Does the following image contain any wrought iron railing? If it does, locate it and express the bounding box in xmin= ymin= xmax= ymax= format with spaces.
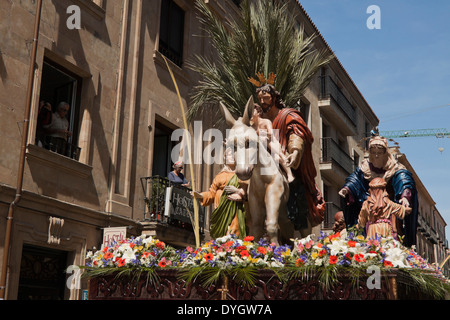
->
xmin=140 ymin=176 xmax=205 ymax=233
xmin=41 ymin=136 xmax=81 ymax=160
xmin=321 ymin=137 xmax=354 ymax=175
xmin=320 ymin=75 xmax=357 ymax=125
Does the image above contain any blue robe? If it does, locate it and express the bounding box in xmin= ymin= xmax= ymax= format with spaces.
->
xmin=341 ymin=167 xmax=418 ymax=247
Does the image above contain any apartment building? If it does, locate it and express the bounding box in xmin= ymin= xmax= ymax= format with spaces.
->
xmin=395 ymin=151 xmax=449 ymax=277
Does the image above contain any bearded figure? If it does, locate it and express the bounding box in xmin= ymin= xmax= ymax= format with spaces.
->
xmin=254 ymin=81 xmax=325 ymax=230
xmin=339 ymin=135 xmax=418 ymax=247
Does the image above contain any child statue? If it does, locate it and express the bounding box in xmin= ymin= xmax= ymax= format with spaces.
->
xmin=358 ymin=177 xmax=412 ymax=240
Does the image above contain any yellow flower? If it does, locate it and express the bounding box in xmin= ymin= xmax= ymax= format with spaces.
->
xmin=356 ymin=235 xmax=365 ymax=241
xmin=250 ymin=257 xmax=259 ymax=264
xmin=323 ymin=237 xmax=330 ymax=244
xmin=311 ymin=252 xmax=318 ymax=259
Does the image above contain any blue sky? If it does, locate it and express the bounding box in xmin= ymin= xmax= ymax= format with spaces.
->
xmin=299 ymin=0 xmax=450 ymax=233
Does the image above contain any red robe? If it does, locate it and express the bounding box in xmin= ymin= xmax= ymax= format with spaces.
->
xmin=272 ymin=108 xmax=325 ymax=227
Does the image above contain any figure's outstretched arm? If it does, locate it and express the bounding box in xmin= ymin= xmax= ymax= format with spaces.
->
xmin=286 ymin=134 xmax=304 ymax=170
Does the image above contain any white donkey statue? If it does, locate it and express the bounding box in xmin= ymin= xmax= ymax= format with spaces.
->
xmin=220 ymin=96 xmax=307 ymax=245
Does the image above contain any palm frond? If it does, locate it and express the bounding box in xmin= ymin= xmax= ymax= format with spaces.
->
xmin=188 ymin=0 xmax=334 ymax=122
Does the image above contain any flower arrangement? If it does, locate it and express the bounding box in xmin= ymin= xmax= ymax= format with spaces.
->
xmin=83 ymin=232 xmax=449 ymax=298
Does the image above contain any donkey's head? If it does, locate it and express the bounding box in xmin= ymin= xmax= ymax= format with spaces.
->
xmin=220 ymin=96 xmax=260 ymax=181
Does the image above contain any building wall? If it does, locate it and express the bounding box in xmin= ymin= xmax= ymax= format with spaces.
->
xmin=396 ymin=152 xmax=449 ymax=276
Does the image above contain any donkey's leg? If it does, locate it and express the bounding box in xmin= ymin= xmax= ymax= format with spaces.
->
xmin=264 ymin=186 xmax=283 ymax=245
xmin=248 ymin=194 xmax=265 ymax=241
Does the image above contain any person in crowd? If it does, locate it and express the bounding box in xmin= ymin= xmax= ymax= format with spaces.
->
xmin=36 ymin=100 xmax=52 ymax=147
xmin=168 ymin=161 xmax=190 ymax=188
xmin=43 ymin=102 xmax=72 ymax=155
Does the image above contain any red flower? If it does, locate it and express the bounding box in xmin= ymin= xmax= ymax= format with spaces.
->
xmin=348 ymin=240 xmax=356 ymax=247
xmin=156 ymin=241 xmax=165 ymax=250
xmin=354 ymin=253 xmax=366 ymax=263
xmin=240 ymin=250 xmax=250 ymax=258
xmin=244 ymin=236 xmax=254 ymax=242
xmin=296 ymin=258 xmax=305 ymax=267
xmin=129 ymin=243 xmax=135 ymax=249
xmin=142 ymin=252 xmax=150 ymax=258
xmin=117 ymin=258 xmax=126 ymax=267
xmin=258 ymin=247 xmax=267 ymax=255
xmin=384 ymin=260 xmax=393 ymax=268
xmin=318 ymin=249 xmax=327 ymax=258
xmin=104 ymin=252 xmax=113 ymax=260
xmin=158 ymin=259 xmax=167 ymax=268
xmin=345 ymin=252 xmax=352 ymax=260
xmin=329 ymin=255 xmax=338 ymax=265
xmin=102 ymin=246 xmax=109 ymax=253
xmin=203 ymin=253 xmax=214 ymax=262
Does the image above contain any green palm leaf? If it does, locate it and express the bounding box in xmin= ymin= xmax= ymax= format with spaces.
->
xmin=187 ymin=0 xmax=334 ymax=121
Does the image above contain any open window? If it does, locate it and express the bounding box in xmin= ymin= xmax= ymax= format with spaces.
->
xmin=36 ymin=59 xmax=82 ymax=160
xmin=159 ymin=0 xmax=185 ymax=67
xmin=152 ymin=120 xmax=179 ymax=178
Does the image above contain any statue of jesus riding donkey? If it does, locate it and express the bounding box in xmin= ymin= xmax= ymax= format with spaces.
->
xmin=216 ymin=73 xmax=326 ymax=245
xmin=193 ymin=74 xmax=326 ymax=245
xmin=188 ymin=0 xmax=333 ymax=245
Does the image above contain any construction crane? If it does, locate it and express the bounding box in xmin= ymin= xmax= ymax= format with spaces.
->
xmin=379 ymin=128 xmax=450 ymax=139
xmin=377 ymin=128 xmax=450 ymax=153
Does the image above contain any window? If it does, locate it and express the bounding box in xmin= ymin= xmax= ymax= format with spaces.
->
xmin=159 ymin=0 xmax=185 ymax=67
xmin=152 ymin=121 xmax=178 ymax=177
xmin=36 ymin=60 xmax=82 ymax=160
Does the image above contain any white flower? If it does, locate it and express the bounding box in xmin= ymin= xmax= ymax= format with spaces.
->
xmin=327 ymin=239 xmax=347 ymax=256
xmin=122 ymin=248 xmax=136 ymax=263
xmin=348 ymin=242 xmax=365 ymax=255
xmin=142 ymin=236 xmax=155 ymax=246
xmin=385 ymin=247 xmax=409 ymax=268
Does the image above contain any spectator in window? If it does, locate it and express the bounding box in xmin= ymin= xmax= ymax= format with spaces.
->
xmin=36 ymin=100 xmax=52 ymax=147
xmin=168 ymin=161 xmax=190 ymax=188
xmin=43 ymin=102 xmax=72 ymax=154
xmin=44 ymin=102 xmax=72 ymax=140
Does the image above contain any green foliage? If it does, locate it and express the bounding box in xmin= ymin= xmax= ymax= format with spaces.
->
xmin=187 ymin=0 xmax=334 ymax=121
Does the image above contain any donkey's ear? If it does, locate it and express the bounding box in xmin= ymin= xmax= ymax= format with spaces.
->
xmin=219 ymin=102 xmax=236 ymax=127
xmin=241 ymin=96 xmax=254 ymax=126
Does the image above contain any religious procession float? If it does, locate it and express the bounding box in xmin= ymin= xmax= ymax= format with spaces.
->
xmin=84 ymin=232 xmax=449 ymax=300
xmin=84 ymin=0 xmax=449 ymax=300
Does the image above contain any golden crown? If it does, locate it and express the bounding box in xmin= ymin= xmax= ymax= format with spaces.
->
xmin=248 ymin=72 xmax=276 ymax=87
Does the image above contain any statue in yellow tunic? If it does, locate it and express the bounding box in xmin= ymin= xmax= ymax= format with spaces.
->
xmin=192 ymin=146 xmax=248 ymax=239
xmin=358 ymin=177 xmax=411 ymax=240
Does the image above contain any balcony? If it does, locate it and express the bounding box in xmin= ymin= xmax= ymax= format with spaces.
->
xmin=319 ymin=75 xmax=357 ymax=136
xmin=140 ymin=176 xmax=205 ymax=246
xmin=320 ymin=138 xmax=355 ymax=186
xmin=37 ymin=136 xmax=81 ymax=161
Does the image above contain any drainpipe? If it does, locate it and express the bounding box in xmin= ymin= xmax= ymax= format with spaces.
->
xmin=0 ymin=0 xmax=43 ymax=300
